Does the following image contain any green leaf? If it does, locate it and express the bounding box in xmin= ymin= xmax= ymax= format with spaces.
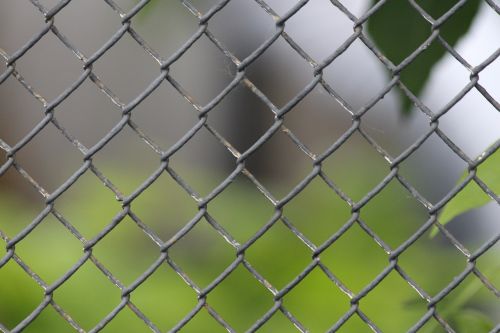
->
xmin=450 ymin=309 xmax=494 ymax=331
xmin=430 ymin=144 xmax=499 ymax=237
xmin=367 ymin=0 xmax=481 ymax=113
xmin=426 ymin=264 xmax=500 ymax=333
xmin=428 ymin=309 xmax=494 ymax=333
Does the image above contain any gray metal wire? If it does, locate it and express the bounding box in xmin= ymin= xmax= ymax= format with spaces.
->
xmin=0 ymin=0 xmax=499 ymax=332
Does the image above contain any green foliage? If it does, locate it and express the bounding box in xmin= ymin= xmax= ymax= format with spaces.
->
xmin=431 ymin=146 xmax=499 ymax=237
xmin=429 ymin=264 xmax=500 ymax=332
xmin=367 ymin=0 xmax=481 ymax=113
xmin=0 ymin=159 xmax=497 ymax=331
xmin=407 ymin=266 xmax=498 ymax=332
xmin=449 ymin=309 xmax=494 ymax=332
xmin=405 ymin=264 xmax=499 ymax=332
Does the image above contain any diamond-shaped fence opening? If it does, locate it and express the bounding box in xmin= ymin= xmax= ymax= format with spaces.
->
xmin=360 ymin=271 xmax=430 ymax=332
xmin=245 ymin=220 xmax=312 ymax=289
xmin=14 ymin=123 xmax=83 ymax=192
xmin=438 ymin=88 xmax=500 ymax=157
xmin=52 ymin=260 xmax=123 ymax=330
xmin=13 ymin=214 xmax=83 ymax=284
xmin=168 ymin=216 xmax=237 ymax=288
xmin=322 ymin=38 xmax=395 ymax=111
xmin=91 ymin=32 xmax=161 ymax=104
xmin=90 ymin=215 xmax=162 ymax=285
xmin=282 ymin=176 xmax=352 ymax=245
xmin=14 ymin=32 xmax=84 ymax=101
xmin=0 ymin=169 xmax=47 ymax=235
xmin=128 ymin=1 xmax=201 ymax=59
xmin=319 ymin=222 xmax=390 ymax=293
xmin=49 ymin=79 xmax=123 ymax=148
xmin=245 ymin=36 xmax=314 ymax=109
xmin=283 ymin=84 xmax=353 ymax=153
xmin=207 ymin=0 xmax=276 ymax=59
xmin=207 ymin=173 xmax=275 ymax=242
xmin=51 ymin=0 xmax=124 ymax=56
xmin=0 ymin=79 xmax=45 ymax=146
xmin=283 ymin=266 xmax=351 ymax=332
xmin=283 ymin=0 xmax=354 ymax=62
xmin=0 ymin=0 xmax=499 ymax=332
xmin=129 ymin=262 xmax=199 ymax=331
xmin=0 ymin=1 xmax=47 ymax=56
xmin=206 ymin=84 xmax=275 ymax=154
xmin=129 ymin=80 xmax=202 ymax=149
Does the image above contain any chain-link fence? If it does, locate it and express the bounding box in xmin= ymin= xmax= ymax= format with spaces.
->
xmin=0 ymin=0 xmax=499 ymax=332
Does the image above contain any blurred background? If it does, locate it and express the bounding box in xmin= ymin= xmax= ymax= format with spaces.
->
xmin=0 ymin=0 xmax=499 ymax=332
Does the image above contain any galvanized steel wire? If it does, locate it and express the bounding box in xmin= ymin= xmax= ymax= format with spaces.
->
xmin=0 ymin=0 xmax=499 ymax=332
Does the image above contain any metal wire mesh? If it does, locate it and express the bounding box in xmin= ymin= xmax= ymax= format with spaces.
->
xmin=0 ymin=0 xmax=499 ymax=332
